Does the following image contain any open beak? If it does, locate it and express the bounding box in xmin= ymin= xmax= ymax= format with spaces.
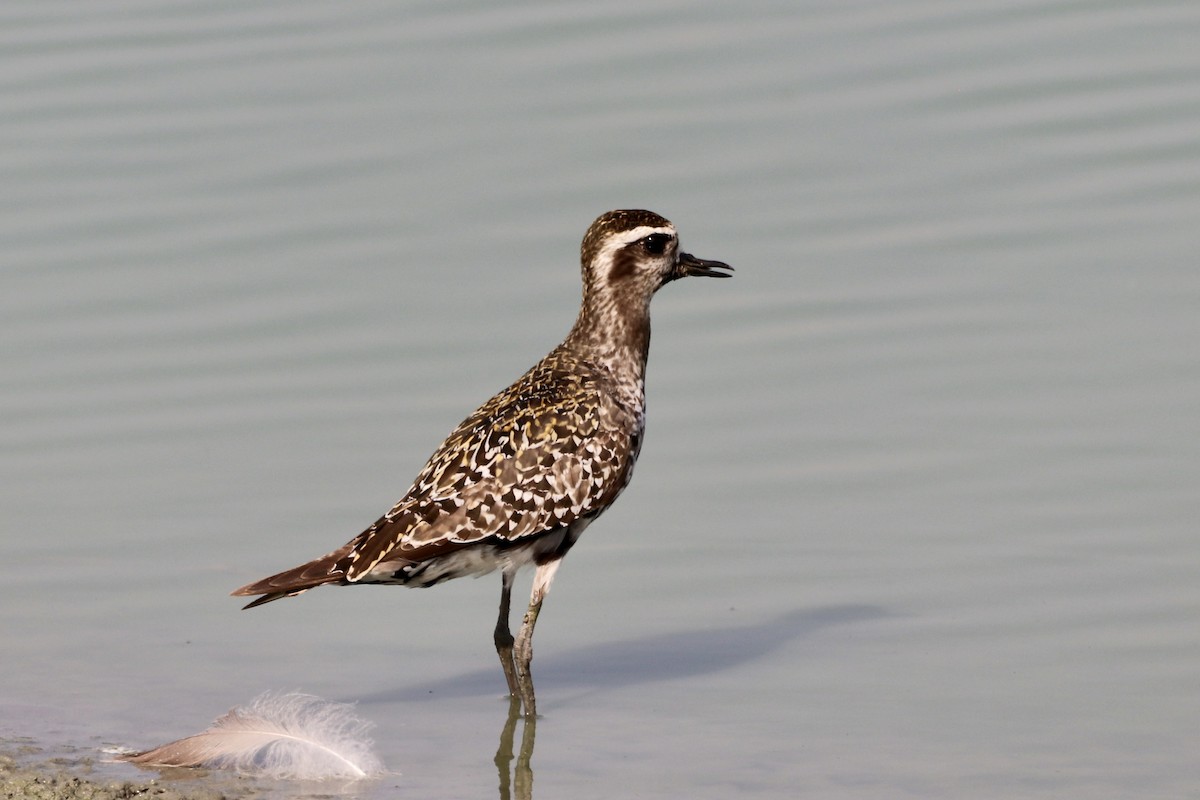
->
xmin=674 ymin=251 xmax=734 ymax=280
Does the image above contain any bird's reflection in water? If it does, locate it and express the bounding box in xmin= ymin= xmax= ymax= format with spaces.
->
xmin=494 ymin=698 xmax=535 ymax=800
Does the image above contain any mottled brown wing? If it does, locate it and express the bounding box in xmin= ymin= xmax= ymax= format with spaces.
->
xmin=344 ymin=363 xmax=636 ymax=582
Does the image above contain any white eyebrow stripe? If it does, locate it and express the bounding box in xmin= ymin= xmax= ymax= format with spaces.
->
xmin=595 ymin=225 xmax=677 ymax=264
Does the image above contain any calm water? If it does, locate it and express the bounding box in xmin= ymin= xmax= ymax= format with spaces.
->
xmin=3 ymin=1 xmax=1199 ymax=798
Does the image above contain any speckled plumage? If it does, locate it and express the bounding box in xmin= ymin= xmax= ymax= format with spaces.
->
xmin=233 ymin=209 xmax=731 ymax=716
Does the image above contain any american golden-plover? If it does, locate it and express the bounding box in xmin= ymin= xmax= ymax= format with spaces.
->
xmin=233 ymin=210 xmax=732 ymax=717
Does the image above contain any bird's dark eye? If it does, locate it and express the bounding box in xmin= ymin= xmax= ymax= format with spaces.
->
xmin=641 ymin=233 xmax=672 ymax=256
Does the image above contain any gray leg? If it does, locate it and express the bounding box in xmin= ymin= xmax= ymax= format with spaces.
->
xmin=513 ymin=595 xmax=543 ymax=717
xmin=513 ymin=559 xmax=562 ymax=718
xmin=494 ymin=568 xmax=520 ymax=698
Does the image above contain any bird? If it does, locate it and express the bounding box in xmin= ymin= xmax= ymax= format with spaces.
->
xmin=232 ymin=209 xmax=732 ymax=717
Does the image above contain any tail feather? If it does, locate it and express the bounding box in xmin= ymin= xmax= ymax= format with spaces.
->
xmin=232 ymin=543 xmax=355 ymax=609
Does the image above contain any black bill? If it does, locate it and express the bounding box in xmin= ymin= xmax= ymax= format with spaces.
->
xmin=675 ymin=251 xmax=734 ymax=279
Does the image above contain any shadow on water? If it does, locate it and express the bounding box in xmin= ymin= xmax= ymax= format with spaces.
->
xmin=357 ymin=604 xmax=886 ymax=705
xmin=411 ymin=605 xmax=883 ymax=800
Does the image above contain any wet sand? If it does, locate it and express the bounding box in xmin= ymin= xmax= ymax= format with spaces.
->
xmin=1 ymin=747 xmax=240 ymax=800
